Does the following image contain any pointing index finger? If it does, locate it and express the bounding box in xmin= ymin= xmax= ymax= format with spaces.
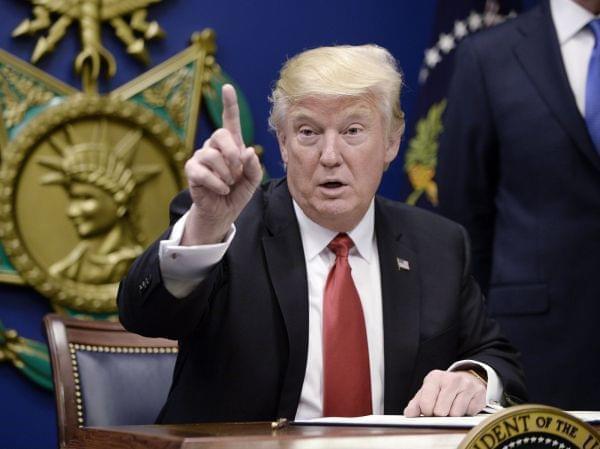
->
xmin=221 ymin=84 xmax=244 ymax=149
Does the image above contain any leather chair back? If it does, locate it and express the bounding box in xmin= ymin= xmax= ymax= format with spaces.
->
xmin=43 ymin=313 xmax=177 ymax=448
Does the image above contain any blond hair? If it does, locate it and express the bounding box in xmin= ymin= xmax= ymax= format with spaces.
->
xmin=268 ymin=44 xmax=405 ymax=137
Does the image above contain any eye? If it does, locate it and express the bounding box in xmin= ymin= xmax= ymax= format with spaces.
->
xmin=345 ymin=125 xmax=363 ymax=136
xmin=299 ymin=127 xmax=315 ymax=137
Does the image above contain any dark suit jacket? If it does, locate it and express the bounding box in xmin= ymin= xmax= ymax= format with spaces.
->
xmin=118 ymin=178 xmax=525 ymax=423
xmin=437 ymin=0 xmax=600 ymax=409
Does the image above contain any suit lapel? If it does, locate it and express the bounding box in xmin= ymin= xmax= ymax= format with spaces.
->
xmin=513 ymin=1 xmax=600 ymax=173
xmin=262 ymin=186 xmax=425 ymax=416
xmin=262 ymin=180 xmax=309 ymax=419
xmin=375 ymin=199 xmax=421 ymax=413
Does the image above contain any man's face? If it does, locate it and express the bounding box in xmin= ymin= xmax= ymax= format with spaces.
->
xmin=278 ymin=96 xmax=400 ymax=232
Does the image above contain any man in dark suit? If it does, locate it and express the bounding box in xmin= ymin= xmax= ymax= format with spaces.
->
xmin=437 ymin=0 xmax=600 ymax=410
xmin=119 ymin=45 xmax=526 ymax=423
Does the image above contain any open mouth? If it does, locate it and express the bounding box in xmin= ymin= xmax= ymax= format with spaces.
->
xmin=320 ymin=181 xmax=345 ymax=189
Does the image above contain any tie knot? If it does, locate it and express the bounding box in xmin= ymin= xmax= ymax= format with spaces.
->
xmin=328 ymin=233 xmax=354 ymax=257
xmin=590 ymin=18 xmax=600 ymax=42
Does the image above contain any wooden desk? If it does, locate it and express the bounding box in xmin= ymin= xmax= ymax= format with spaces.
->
xmin=66 ymin=421 xmax=600 ymax=449
xmin=67 ymin=422 xmax=470 ymax=449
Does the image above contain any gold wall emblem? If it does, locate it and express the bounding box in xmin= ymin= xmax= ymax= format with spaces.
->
xmin=1 ymin=95 xmax=186 ymax=311
xmin=0 ymin=23 xmax=230 ymax=314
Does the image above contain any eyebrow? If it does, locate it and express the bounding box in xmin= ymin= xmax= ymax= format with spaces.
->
xmin=289 ymin=107 xmax=375 ymax=125
xmin=288 ymin=112 xmax=317 ymax=124
xmin=343 ymin=109 xmax=374 ymax=122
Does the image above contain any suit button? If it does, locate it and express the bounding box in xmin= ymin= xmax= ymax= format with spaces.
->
xmin=138 ymin=275 xmax=152 ymax=294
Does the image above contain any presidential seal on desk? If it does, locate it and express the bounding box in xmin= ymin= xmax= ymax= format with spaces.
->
xmin=459 ymin=405 xmax=599 ymax=449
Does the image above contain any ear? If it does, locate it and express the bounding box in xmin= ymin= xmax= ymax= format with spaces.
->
xmin=384 ymin=126 xmax=403 ymax=165
xmin=277 ymin=130 xmax=289 ymax=164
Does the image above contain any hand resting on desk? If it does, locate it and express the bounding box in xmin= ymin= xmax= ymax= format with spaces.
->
xmin=404 ymin=370 xmax=486 ymax=417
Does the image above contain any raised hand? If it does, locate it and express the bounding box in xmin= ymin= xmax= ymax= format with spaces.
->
xmin=181 ymin=84 xmax=262 ymax=245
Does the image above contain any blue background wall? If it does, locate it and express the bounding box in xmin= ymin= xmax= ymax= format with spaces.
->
xmin=0 ymin=1 xmax=533 ymax=447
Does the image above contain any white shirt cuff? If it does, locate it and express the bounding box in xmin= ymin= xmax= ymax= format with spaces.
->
xmin=447 ymin=359 xmax=504 ymax=406
xmin=158 ymin=210 xmax=236 ymax=297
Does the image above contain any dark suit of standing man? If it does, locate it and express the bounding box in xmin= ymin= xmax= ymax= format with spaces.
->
xmin=119 ymin=45 xmax=526 ymax=423
xmin=438 ymin=0 xmax=600 ymax=409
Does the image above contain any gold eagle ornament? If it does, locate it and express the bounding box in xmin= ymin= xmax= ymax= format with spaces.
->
xmin=13 ymin=0 xmax=165 ymax=92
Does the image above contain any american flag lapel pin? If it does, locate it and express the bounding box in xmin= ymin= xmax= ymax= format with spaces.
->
xmin=396 ymin=257 xmax=410 ymax=271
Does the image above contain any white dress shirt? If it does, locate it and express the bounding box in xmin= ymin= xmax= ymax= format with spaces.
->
xmin=550 ymin=0 xmax=600 ymax=115
xmin=293 ymin=200 xmax=384 ymax=418
xmin=159 ymin=210 xmax=235 ymax=298
xmin=158 ymin=201 xmax=503 ymax=418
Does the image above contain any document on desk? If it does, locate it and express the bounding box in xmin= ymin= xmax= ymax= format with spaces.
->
xmin=294 ymin=411 xmax=600 ymax=428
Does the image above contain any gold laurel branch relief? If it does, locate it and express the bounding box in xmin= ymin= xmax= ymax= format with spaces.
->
xmin=0 ymin=95 xmax=186 ymax=312
xmin=142 ymin=67 xmax=193 ymax=129
xmin=0 ymin=48 xmax=76 ymax=155
xmin=113 ymin=29 xmax=217 ymax=151
xmin=404 ymin=100 xmax=446 ymax=207
xmin=0 ymin=65 xmax=54 ymax=129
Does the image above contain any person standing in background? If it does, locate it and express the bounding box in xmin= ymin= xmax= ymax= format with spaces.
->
xmin=437 ymin=0 xmax=600 ymax=409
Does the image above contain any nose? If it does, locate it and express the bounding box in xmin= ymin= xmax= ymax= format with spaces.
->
xmin=67 ymin=200 xmax=81 ymax=218
xmin=319 ymin=131 xmax=342 ymax=167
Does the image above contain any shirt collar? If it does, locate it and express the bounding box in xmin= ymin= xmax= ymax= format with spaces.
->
xmin=292 ymin=199 xmax=376 ymax=263
xmin=551 ymin=0 xmax=598 ymax=44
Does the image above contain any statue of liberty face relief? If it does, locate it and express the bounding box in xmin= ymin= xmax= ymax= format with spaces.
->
xmin=1 ymin=94 xmax=185 ymax=312
xmin=38 ymin=123 xmax=160 ymax=285
xmin=66 ymin=182 xmax=121 ymax=238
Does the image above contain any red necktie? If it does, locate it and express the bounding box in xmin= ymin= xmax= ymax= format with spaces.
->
xmin=323 ymin=233 xmax=372 ymax=417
